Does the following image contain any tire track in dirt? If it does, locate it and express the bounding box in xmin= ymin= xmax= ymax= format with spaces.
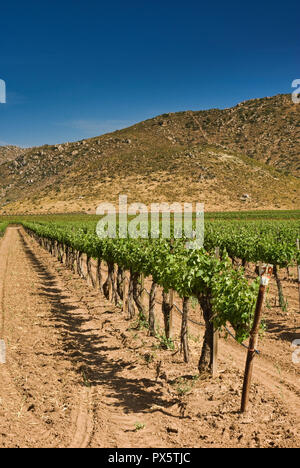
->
xmin=0 ymin=228 xmax=13 ymax=341
xmin=0 ymin=228 xmax=56 ymax=447
xmin=16 ymin=230 xmax=96 ymax=448
xmin=69 ymin=386 xmax=94 ymax=448
xmin=0 ymin=227 xmax=99 ymax=447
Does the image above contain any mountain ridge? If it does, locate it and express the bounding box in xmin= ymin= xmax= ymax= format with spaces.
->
xmin=0 ymin=93 xmax=299 ymax=214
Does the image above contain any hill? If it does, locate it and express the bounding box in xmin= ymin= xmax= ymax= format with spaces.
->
xmin=0 ymin=93 xmax=299 ymax=214
xmin=0 ymin=145 xmax=26 ymax=165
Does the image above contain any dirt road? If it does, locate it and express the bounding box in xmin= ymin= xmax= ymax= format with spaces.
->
xmin=0 ymin=226 xmax=299 ymax=448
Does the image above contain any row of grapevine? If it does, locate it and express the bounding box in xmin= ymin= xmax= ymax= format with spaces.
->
xmin=205 ymin=210 xmax=300 ymax=220
xmin=20 ymin=217 xmax=300 ymax=309
xmin=204 ymin=220 xmax=300 ymax=309
xmin=22 ymin=220 xmax=260 ymax=373
xmin=3 ymin=216 xmax=299 ymax=309
xmin=0 ymin=222 xmax=8 ymax=236
xmin=2 ymin=215 xmax=299 ymax=265
xmin=204 ymin=220 xmax=300 ymax=267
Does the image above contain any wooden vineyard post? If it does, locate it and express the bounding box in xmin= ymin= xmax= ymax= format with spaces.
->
xmin=163 ymin=289 xmax=174 ymax=340
xmin=108 ymin=264 xmax=114 ymax=302
xmin=181 ymin=297 xmax=190 ymax=363
xmin=140 ymin=273 xmax=146 ymax=312
xmin=241 ymin=264 xmax=273 ymax=413
xmin=149 ymin=281 xmax=157 ymax=336
xmin=122 ymin=272 xmax=128 ymax=315
xmin=166 ymin=238 xmax=175 ymax=339
xmin=169 ymin=289 xmax=174 ymax=339
xmin=297 ymin=239 xmax=300 ymax=312
xmin=212 ymin=247 xmax=220 ymax=378
xmin=96 ymin=258 xmax=102 ymax=293
xmin=127 ymin=272 xmax=135 ymax=319
xmin=212 ymin=328 xmax=219 ymax=379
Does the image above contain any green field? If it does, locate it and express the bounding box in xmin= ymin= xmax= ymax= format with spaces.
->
xmin=1 ymin=209 xmax=300 ymax=225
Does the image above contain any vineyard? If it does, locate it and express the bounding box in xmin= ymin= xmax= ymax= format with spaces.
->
xmin=2 ymin=216 xmax=300 ymax=358
xmin=1 ymin=215 xmax=298 ymax=363
xmin=0 ymin=213 xmax=299 ymax=447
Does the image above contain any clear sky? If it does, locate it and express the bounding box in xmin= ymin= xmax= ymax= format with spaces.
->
xmin=0 ymin=0 xmax=299 ymax=147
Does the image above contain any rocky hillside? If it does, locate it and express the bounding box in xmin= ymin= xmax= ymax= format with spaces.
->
xmin=0 ymin=93 xmax=299 ymax=214
xmin=0 ymin=145 xmax=26 ymax=165
xmin=186 ymin=93 xmax=299 ymax=176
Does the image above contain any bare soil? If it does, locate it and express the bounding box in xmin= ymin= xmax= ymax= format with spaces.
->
xmin=0 ymin=226 xmax=299 ymax=448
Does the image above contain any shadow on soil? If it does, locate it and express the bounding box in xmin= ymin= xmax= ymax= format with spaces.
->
xmin=265 ymin=319 xmax=300 ymax=342
xmin=19 ymin=231 xmax=178 ymax=417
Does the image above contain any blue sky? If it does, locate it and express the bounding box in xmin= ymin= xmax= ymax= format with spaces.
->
xmin=0 ymin=0 xmax=299 ymax=147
